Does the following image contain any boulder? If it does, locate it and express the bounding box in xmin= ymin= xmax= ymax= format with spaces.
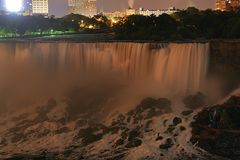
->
xmin=183 ymin=92 xmax=208 ymax=109
xmin=181 ymin=110 xmax=193 ymax=116
xmin=159 ymin=138 xmax=174 ymax=150
xmin=172 ymin=117 xmax=182 ymax=126
xmin=191 ymin=96 xmax=240 ymax=159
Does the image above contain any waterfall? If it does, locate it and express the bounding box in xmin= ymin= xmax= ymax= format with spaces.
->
xmin=0 ymin=42 xmax=209 ymax=98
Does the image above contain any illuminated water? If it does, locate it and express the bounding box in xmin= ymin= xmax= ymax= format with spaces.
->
xmin=0 ymin=42 xmax=209 ymax=112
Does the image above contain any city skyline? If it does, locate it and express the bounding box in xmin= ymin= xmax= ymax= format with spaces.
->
xmin=0 ymin=0 xmax=216 ymax=17
xmin=68 ymin=0 xmax=97 ymax=17
xmin=49 ymin=0 xmax=216 ymax=17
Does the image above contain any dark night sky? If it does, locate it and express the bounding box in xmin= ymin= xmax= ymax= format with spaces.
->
xmin=49 ymin=0 xmax=215 ymax=17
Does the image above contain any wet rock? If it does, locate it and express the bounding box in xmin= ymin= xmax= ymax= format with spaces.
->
xmin=126 ymin=97 xmax=172 ymax=125
xmin=179 ymin=126 xmax=186 ymax=131
xmin=126 ymin=116 xmax=131 ymax=123
xmin=126 ymin=138 xmax=142 ymax=148
xmin=174 ymin=133 xmax=179 ymax=137
xmin=191 ymin=96 xmax=240 ymax=159
xmin=159 ymin=138 xmax=174 ymax=150
xmin=183 ymin=92 xmax=207 ymax=109
xmin=75 ymin=125 xmax=107 ymax=146
xmin=78 ymin=156 xmax=85 ymax=160
xmin=173 ymin=117 xmax=182 ymax=126
xmin=128 ymin=128 xmax=141 ymax=142
xmin=145 ymin=120 xmax=153 ymax=132
xmin=181 ymin=110 xmax=193 ymax=116
xmin=114 ymin=138 xmax=125 ymax=147
xmin=156 ymin=135 xmax=163 ymax=141
xmin=55 ymin=127 xmax=70 ymax=135
xmin=165 ymin=126 xmax=175 ymax=134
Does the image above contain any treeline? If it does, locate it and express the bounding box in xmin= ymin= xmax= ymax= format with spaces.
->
xmin=0 ymin=14 xmax=109 ymax=37
xmin=114 ymin=7 xmax=240 ymax=40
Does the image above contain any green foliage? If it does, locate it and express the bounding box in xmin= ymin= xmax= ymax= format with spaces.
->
xmin=0 ymin=13 xmax=111 ymax=38
xmin=115 ymin=14 xmax=177 ymax=40
xmin=115 ymin=8 xmax=240 ymax=40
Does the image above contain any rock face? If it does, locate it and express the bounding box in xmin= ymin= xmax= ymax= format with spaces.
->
xmin=191 ymin=95 xmax=240 ymax=159
xmin=183 ymin=92 xmax=208 ymax=109
xmin=210 ymin=41 xmax=240 ymax=74
xmin=210 ymin=41 xmax=240 ymax=93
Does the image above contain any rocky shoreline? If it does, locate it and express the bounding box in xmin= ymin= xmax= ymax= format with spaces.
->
xmin=1 ymin=90 xmax=240 ymax=160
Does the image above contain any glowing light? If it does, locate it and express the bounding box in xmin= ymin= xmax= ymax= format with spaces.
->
xmin=88 ymin=25 xmax=94 ymax=29
xmin=5 ymin=0 xmax=23 ymax=12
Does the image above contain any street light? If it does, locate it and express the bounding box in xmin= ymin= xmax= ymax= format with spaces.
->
xmin=5 ymin=0 xmax=23 ymax=12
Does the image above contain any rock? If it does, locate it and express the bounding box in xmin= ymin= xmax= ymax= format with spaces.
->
xmin=183 ymin=92 xmax=207 ymax=109
xmin=75 ymin=125 xmax=107 ymax=146
xmin=181 ymin=110 xmax=193 ymax=116
xmin=55 ymin=127 xmax=70 ymax=135
xmin=174 ymin=133 xmax=179 ymax=137
xmin=225 ymin=96 xmax=240 ymax=105
xmin=173 ymin=117 xmax=182 ymax=126
xmin=128 ymin=128 xmax=141 ymax=142
xmin=137 ymin=97 xmax=171 ymax=114
xmin=145 ymin=120 xmax=153 ymax=132
xmin=179 ymin=126 xmax=186 ymax=131
xmin=159 ymin=138 xmax=174 ymax=150
xmin=191 ymin=95 xmax=240 ymax=159
xmin=126 ymin=97 xmax=172 ymax=123
xmin=114 ymin=138 xmax=125 ymax=147
xmin=156 ymin=136 xmax=163 ymax=141
xmin=126 ymin=138 xmax=142 ymax=148
xmin=165 ymin=126 xmax=175 ymax=134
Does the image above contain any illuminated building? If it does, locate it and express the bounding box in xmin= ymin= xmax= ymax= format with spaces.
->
xmin=103 ymin=11 xmax=126 ymax=18
xmin=216 ymin=0 xmax=240 ymax=11
xmin=138 ymin=7 xmax=177 ymax=17
xmin=103 ymin=8 xmax=177 ymax=18
xmin=228 ymin=0 xmax=240 ymax=10
xmin=126 ymin=8 xmax=136 ymax=16
xmin=68 ymin=0 xmax=97 ymax=17
xmin=32 ymin=0 xmax=48 ymax=15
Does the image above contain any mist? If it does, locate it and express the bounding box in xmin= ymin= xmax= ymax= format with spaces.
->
xmin=0 ymin=42 xmax=215 ymax=117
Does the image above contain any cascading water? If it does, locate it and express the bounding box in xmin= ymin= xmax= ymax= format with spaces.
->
xmin=0 ymin=42 xmax=214 ymax=159
xmin=0 ymin=42 xmax=209 ymax=100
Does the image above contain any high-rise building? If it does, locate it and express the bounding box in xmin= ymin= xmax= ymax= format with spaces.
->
xmin=32 ymin=0 xmax=48 ymax=15
xmin=228 ymin=0 xmax=240 ymax=9
xmin=216 ymin=0 xmax=240 ymax=11
xmin=216 ymin=0 xmax=227 ymax=11
xmin=68 ymin=0 xmax=97 ymax=17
